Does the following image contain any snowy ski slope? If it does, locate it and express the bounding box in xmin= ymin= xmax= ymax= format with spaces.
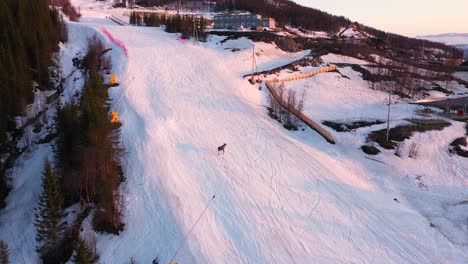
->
xmin=0 ymin=0 xmax=466 ymax=263
xmin=104 ymin=26 xmax=463 ymax=263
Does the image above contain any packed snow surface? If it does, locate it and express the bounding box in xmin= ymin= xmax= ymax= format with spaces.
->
xmin=102 ymin=26 xmax=468 ymax=263
xmin=0 ymin=1 xmax=466 ymax=263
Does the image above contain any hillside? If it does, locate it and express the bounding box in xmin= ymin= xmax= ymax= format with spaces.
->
xmin=419 ymin=33 xmax=468 ymax=59
xmin=0 ymin=0 xmax=466 ymax=263
xmin=419 ymin=33 xmax=468 ymax=45
xmin=135 ymin=0 xmax=461 ymax=58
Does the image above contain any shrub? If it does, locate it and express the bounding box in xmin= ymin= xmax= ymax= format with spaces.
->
xmin=367 ymin=122 xmax=450 ymax=150
xmin=361 ymin=145 xmax=381 ymax=155
xmin=450 ymin=137 xmax=468 ymax=158
xmin=323 ymin=120 xmax=384 ymax=132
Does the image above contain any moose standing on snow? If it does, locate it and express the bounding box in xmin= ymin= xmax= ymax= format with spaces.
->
xmin=217 ymin=143 xmax=227 ymax=155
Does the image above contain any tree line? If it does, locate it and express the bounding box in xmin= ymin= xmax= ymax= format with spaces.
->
xmin=50 ymin=0 xmax=81 ymax=22
xmin=0 ymin=1 xmax=121 ymax=262
xmin=214 ymin=0 xmax=350 ymax=32
xmin=55 ymin=35 xmax=124 ymax=234
xmin=0 ymin=0 xmax=66 ymax=209
xmin=147 ymin=0 xmax=461 ymax=58
xmin=33 ymin=36 xmax=124 ymax=263
xmin=130 ymin=12 xmax=207 ymax=41
xmin=144 ymin=0 xmax=348 ymax=32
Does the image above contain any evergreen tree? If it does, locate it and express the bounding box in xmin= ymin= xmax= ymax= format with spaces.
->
xmin=1 ymin=0 xmax=64 ymax=207
xmin=34 ymin=159 xmax=67 ymax=257
xmin=79 ymin=37 xmax=124 ymax=233
xmin=129 ymin=11 xmax=136 ymax=25
xmin=73 ymin=238 xmax=97 ymax=264
xmin=0 ymin=241 xmax=9 ymax=264
xmin=54 ymin=103 xmax=83 ymax=205
xmin=196 ymin=16 xmax=207 ymax=42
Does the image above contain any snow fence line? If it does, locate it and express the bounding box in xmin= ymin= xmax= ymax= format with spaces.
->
xmin=268 ymin=65 xmax=337 ymax=83
xmin=265 ymin=64 xmax=337 ymax=144
xmin=102 ymin=28 xmax=128 ymax=56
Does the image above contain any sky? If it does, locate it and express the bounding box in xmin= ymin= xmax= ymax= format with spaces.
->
xmin=292 ymin=0 xmax=468 ymax=37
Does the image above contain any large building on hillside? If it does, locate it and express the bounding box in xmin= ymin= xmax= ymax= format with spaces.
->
xmin=214 ymin=12 xmax=275 ymax=30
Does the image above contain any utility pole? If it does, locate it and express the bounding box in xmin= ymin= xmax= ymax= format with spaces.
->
xmin=193 ymin=18 xmax=199 ymax=45
xmin=250 ymin=43 xmax=260 ymax=84
xmin=421 ymin=40 xmax=425 ymax=60
xmin=386 ymin=32 xmax=390 ymax=48
xmin=386 ymin=90 xmax=391 ymax=142
xmin=251 ymin=43 xmax=256 ymax=84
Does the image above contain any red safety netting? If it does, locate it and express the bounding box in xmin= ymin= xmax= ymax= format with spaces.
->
xmin=102 ymin=28 xmax=128 ymax=56
xmin=177 ymin=36 xmax=188 ymax=44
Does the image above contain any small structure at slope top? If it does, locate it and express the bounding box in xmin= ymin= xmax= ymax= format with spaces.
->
xmin=214 ymin=12 xmax=275 ymax=30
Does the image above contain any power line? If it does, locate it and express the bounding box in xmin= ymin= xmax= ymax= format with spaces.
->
xmin=386 ymin=89 xmax=391 ymax=142
xmin=168 ymin=195 xmax=216 ymax=263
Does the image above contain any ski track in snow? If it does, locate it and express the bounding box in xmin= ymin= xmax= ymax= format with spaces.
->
xmin=0 ymin=0 xmax=466 ymax=263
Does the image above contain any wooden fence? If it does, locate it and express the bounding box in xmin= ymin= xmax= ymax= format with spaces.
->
xmin=265 ymin=81 xmax=335 ymax=144
xmin=263 ymin=64 xmax=337 ymax=144
xmin=267 ymin=65 xmax=337 ymax=83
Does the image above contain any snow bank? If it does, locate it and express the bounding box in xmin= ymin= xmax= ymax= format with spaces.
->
xmin=321 ymin=53 xmax=370 ymax=65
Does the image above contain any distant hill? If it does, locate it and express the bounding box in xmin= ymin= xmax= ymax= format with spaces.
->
xmin=418 ymin=33 xmax=468 ymax=59
xmin=418 ymin=33 xmax=468 ymax=45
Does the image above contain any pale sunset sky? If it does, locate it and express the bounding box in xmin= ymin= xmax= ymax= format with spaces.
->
xmin=292 ymin=0 xmax=467 ymax=37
